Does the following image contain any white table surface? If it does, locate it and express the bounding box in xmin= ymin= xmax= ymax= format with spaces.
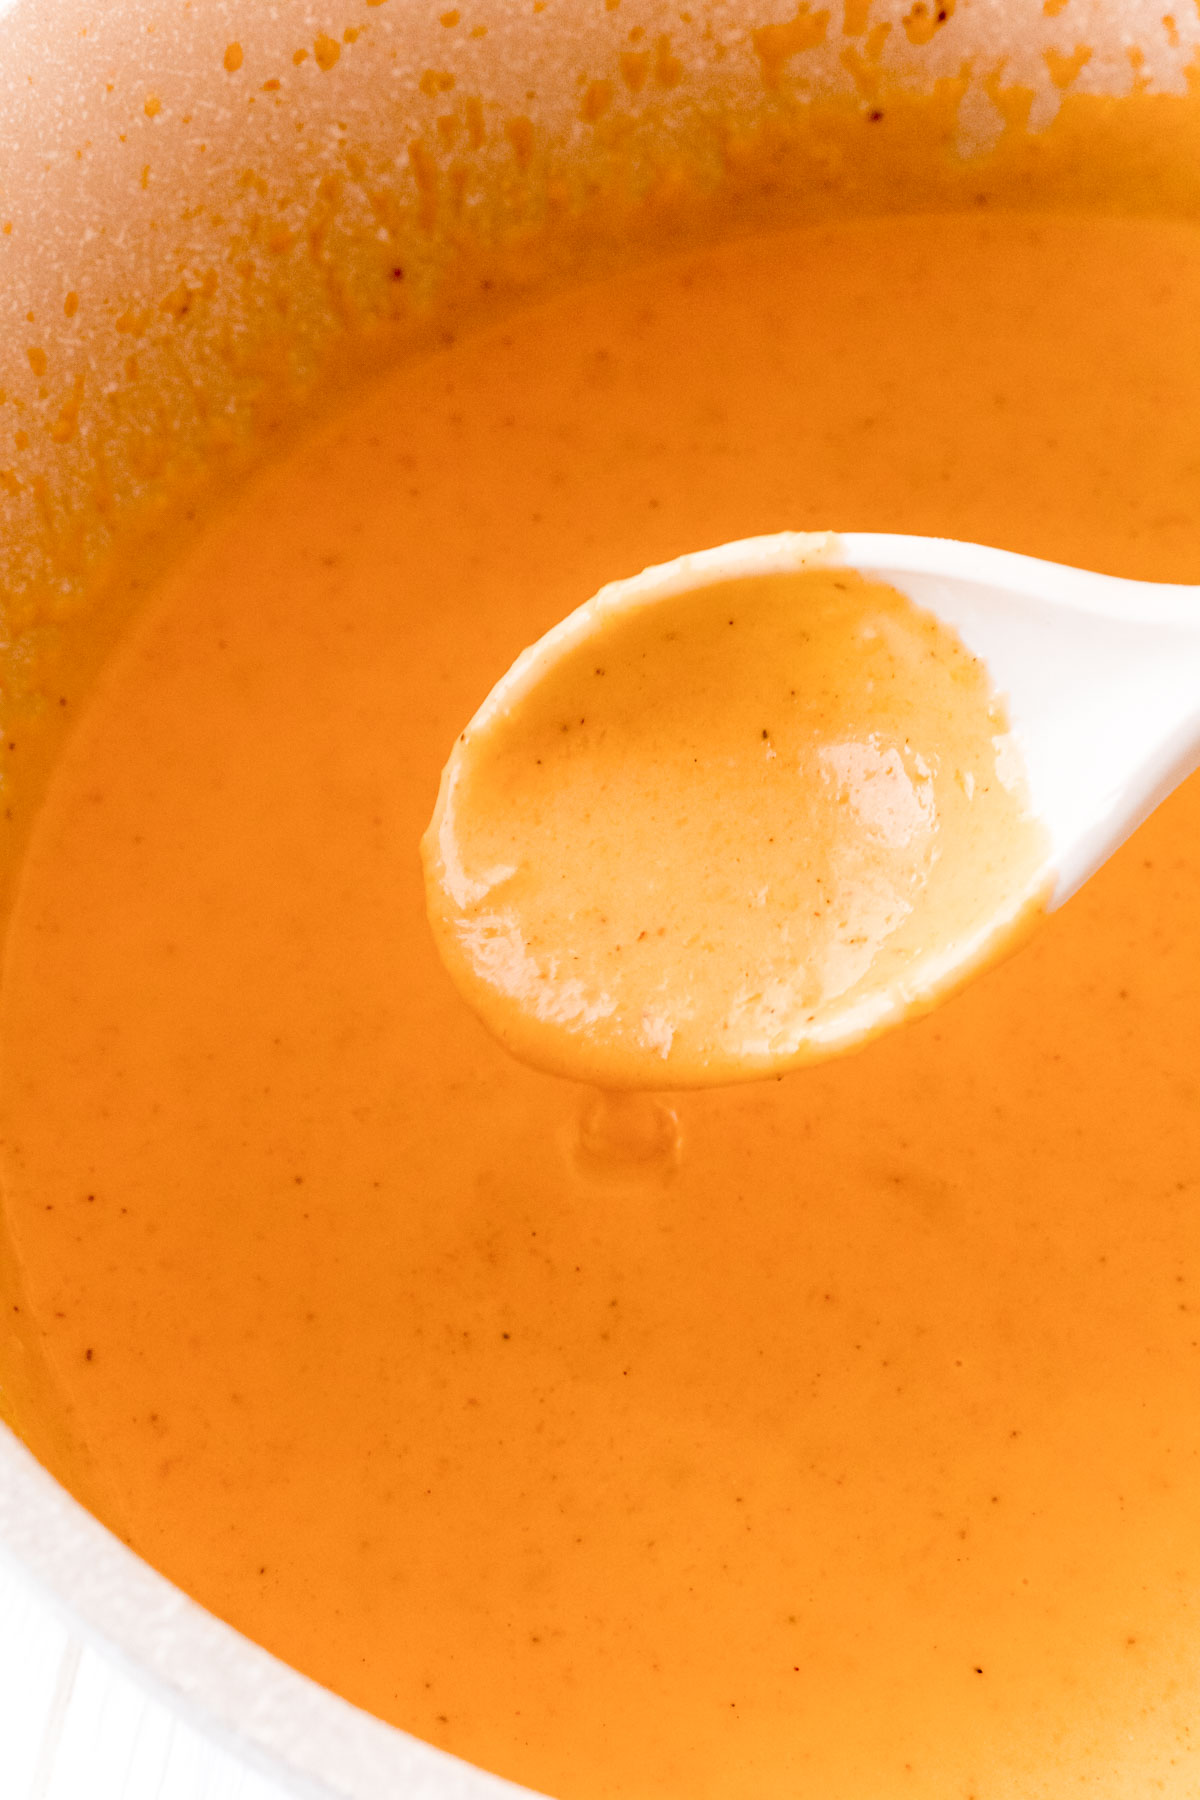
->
xmin=0 ymin=1554 xmax=292 ymax=1800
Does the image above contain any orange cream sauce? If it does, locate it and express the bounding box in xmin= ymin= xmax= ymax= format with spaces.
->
xmin=424 ymin=561 xmax=1047 ymax=1088
xmin=5 ymin=213 xmax=1200 ymax=1799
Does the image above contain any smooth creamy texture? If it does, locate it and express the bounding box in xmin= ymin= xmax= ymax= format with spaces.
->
xmin=4 ymin=214 xmax=1200 ymax=1800
xmin=424 ymin=563 xmax=1047 ymax=1086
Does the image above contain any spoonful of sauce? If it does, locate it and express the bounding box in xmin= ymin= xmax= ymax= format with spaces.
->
xmin=421 ymin=532 xmax=1200 ymax=1089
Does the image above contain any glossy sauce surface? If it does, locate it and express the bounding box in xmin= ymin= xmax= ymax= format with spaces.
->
xmin=5 ymin=214 xmax=1200 ymax=1799
xmin=425 ymin=562 xmax=1046 ymax=1086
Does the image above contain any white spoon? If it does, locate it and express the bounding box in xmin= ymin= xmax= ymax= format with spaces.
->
xmin=424 ymin=531 xmax=1200 ymax=1088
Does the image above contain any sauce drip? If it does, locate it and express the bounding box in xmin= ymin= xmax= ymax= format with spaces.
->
xmin=425 ymin=561 xmax=1047 ymax=1086
xmin=4 ymin=214 xmax=1200 ymax=1799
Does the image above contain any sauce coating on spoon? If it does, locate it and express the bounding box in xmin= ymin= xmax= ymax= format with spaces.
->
xmin=423 ymin=551 xmax=1050 ymax=1087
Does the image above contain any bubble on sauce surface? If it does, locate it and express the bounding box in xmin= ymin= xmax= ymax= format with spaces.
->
xmin=570 ymin=1089 xmax=683 ymax=1180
